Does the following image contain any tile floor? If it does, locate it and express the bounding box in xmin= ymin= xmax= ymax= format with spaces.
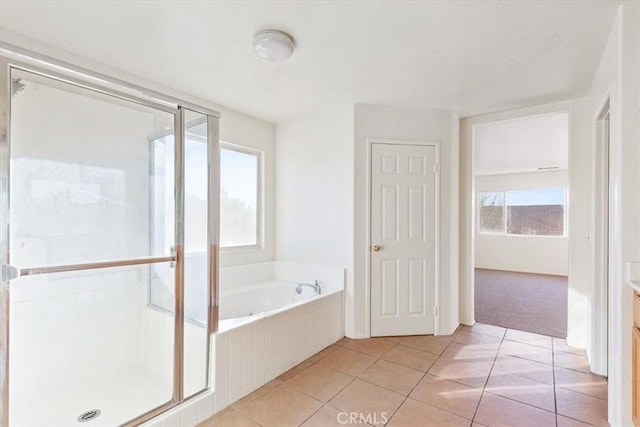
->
xmin=198 ymin=323 xmax=607 ymax=427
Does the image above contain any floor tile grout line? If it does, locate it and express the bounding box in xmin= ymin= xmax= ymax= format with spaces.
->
xmin=329 ymin=338 xmax=409 ymax=426
xmin=291 ymin=337 xmax=375 ymax=424
xmin=553 ymin=365 xmax=596 ymax=375
xmin=555 ymin=413 xmax=600 ymax=427
xmin=420 ymin=374 xmax=490 ymax=393
xmin=230 ymin=402 xmax=265 ymax=426
xmin=381 ymin=328 xmax=504 ymax=425
xmin=552 ymin=346 xmax=589 ymax=357
xmin=313 ymin=338 xmax=403 ymax=426
xmin=469 ymin=329 xmax=507 ymax=424
xmin=480 ymin=389 xmax=559 ymax=415
xmin=355 ymin=374 xmax=420 ymax=398
xmin=383 ymin=333 xmax=495 ymax=422
xmin=502 ymin=337 xmax=554 ymax=350
xmin=497 ymin=349 xmax=595 ymax=379
xmin=296 ymin=395 xmax=339 ymax=427
xmin=377 ymin=354 xmax=436 ymax=374
xmin=379 ymin=336 xmax=457 ymax=426
xmin=383 ymin=331 xmax=597 ymax=424
xmin=399 ymin=345 xmax=450 ymax=357
xmin=553 ymin=384 xmax=608 ymax=401
xmin=367 ymin=338 xmax=421 ymax=426
xmin=334 ymin=333 xmax=456 ymax=424
xmin=496 ymin=351 xmax=555 ymax=369
xmin=333 ymin=340 xmax=399 ymax=360
xmin=288 ymin=364 xmax=359 ymax=404
xmin=476 ymin=329 xmax=565 ymax=417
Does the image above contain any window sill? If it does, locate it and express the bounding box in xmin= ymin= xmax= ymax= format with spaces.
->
xmin=220 ymin=245 xmax=262 ymax=253
xmin=477 ymin=233 xmax=567 ymax=238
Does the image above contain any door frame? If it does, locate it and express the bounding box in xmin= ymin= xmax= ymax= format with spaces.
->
xmin=592 ymin=92 xmax=612 ymax=376
xmin=366 ymin=137 xmax=441 ymax=337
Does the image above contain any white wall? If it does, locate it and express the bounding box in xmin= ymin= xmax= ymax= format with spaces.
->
xmin=275 ymin=103 xmax=460 ymax=339
xmin=275 ymin=105 xmax=354 ymax=334
xmin=354 ymin=104 xmax=460 ymax=337
xmin=586 ymin=3 xmax=639 ymax=425
xmin=474 ymin=171 xmax=569 ymax=276
xmin=459 ymin=99 xmax=589 ymax=341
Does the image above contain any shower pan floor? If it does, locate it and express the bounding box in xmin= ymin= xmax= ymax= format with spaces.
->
xmin=11 ymin=365 xmax=171 ymax=427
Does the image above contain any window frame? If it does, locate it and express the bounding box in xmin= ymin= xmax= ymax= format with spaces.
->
xmin=477 ymin=187 xmax=568 ymax=237
xmin=219 ymin=141 xmax=263 ymax=252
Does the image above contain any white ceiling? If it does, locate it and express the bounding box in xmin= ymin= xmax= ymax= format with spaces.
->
xmin=0 ymin=1 xmax=620 ymax=124
xmin=474 ymin=111 xmax=569 ymax=175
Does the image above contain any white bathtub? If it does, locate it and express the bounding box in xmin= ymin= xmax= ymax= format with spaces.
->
xmin=218 ymin=280 xmax=336 ymax=331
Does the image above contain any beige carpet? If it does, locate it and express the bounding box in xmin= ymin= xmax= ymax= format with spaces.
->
xmin=474 ymin=268 xmax=568 ymax=338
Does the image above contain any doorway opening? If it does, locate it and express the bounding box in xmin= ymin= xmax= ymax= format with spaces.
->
xmin=472 ymin=111 xmax=569 ymax=338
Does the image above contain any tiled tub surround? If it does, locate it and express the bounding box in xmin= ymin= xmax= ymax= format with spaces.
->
xmin=214 ymin=290 xmax=344 ymax=412
xmin=215 ymin=262 xmax=345 ymax=412
xmin=143 ymin=262 xmax=345 ymax=427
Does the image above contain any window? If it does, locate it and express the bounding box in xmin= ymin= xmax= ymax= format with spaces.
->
xmin=506 ymin=188 xmax=565 ymax=236
xmin=478 ymin=188 xmax=566 ymax=236
xmin=220 ymin=145 xmax=261 ymax=248
xmin=150 ymin=137 xmax=262 ymax=254
xmin=479 ymin=192 xmax=504 ymax=233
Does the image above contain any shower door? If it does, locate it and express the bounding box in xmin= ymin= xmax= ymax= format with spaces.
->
xmin=0 ymin=54 xmax=218 ymax=427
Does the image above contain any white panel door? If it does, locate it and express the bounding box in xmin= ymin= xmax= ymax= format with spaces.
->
xmin=370 ymin=143 xmax=437 ymax=336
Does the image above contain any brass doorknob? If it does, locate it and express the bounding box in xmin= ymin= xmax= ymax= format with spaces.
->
xmin=372 ymin=245 xmax=382 ymax=252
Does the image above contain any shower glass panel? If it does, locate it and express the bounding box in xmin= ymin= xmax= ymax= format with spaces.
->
xmin=9 ymin=265 xmax=175 ymax=426
xmin=9 ymin=71 xmax=175 ymax=267
xmin=183 ymin=110 xmax=211 ymax=397
xmin=149 ymin=110 xmax=212 ymax=397
xmin=7 ymin=67 xmax=177 ymax=426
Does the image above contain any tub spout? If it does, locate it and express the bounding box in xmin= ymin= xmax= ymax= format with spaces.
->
xmin=296 ymin=280 xmax=322 ymax=295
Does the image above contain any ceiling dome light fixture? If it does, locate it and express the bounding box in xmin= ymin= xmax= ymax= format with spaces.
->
xmin=253 ymin=30 xmax=295 ymax=61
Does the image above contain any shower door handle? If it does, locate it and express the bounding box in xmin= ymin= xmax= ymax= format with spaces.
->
xmin=2 ymin=257 xmax=174 ymax=280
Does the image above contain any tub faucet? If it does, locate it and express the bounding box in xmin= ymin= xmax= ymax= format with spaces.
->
xmin=296 ymin=280 xmax=322 ymax=294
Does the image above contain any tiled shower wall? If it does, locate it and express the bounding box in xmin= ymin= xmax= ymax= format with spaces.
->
xmin=145 ymin=290 xmax=343 ymax=427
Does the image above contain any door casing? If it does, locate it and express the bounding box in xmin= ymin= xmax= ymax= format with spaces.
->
xmin=592 ymin=95 xmax=612 ymax=376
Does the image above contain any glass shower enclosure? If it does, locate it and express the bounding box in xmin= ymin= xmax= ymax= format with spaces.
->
xmin=0 ymin=46 xmax=219 ymax=426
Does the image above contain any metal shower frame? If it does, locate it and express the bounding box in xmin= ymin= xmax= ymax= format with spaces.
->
xmin=0 ymin=43 xmax=220 ymax=427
